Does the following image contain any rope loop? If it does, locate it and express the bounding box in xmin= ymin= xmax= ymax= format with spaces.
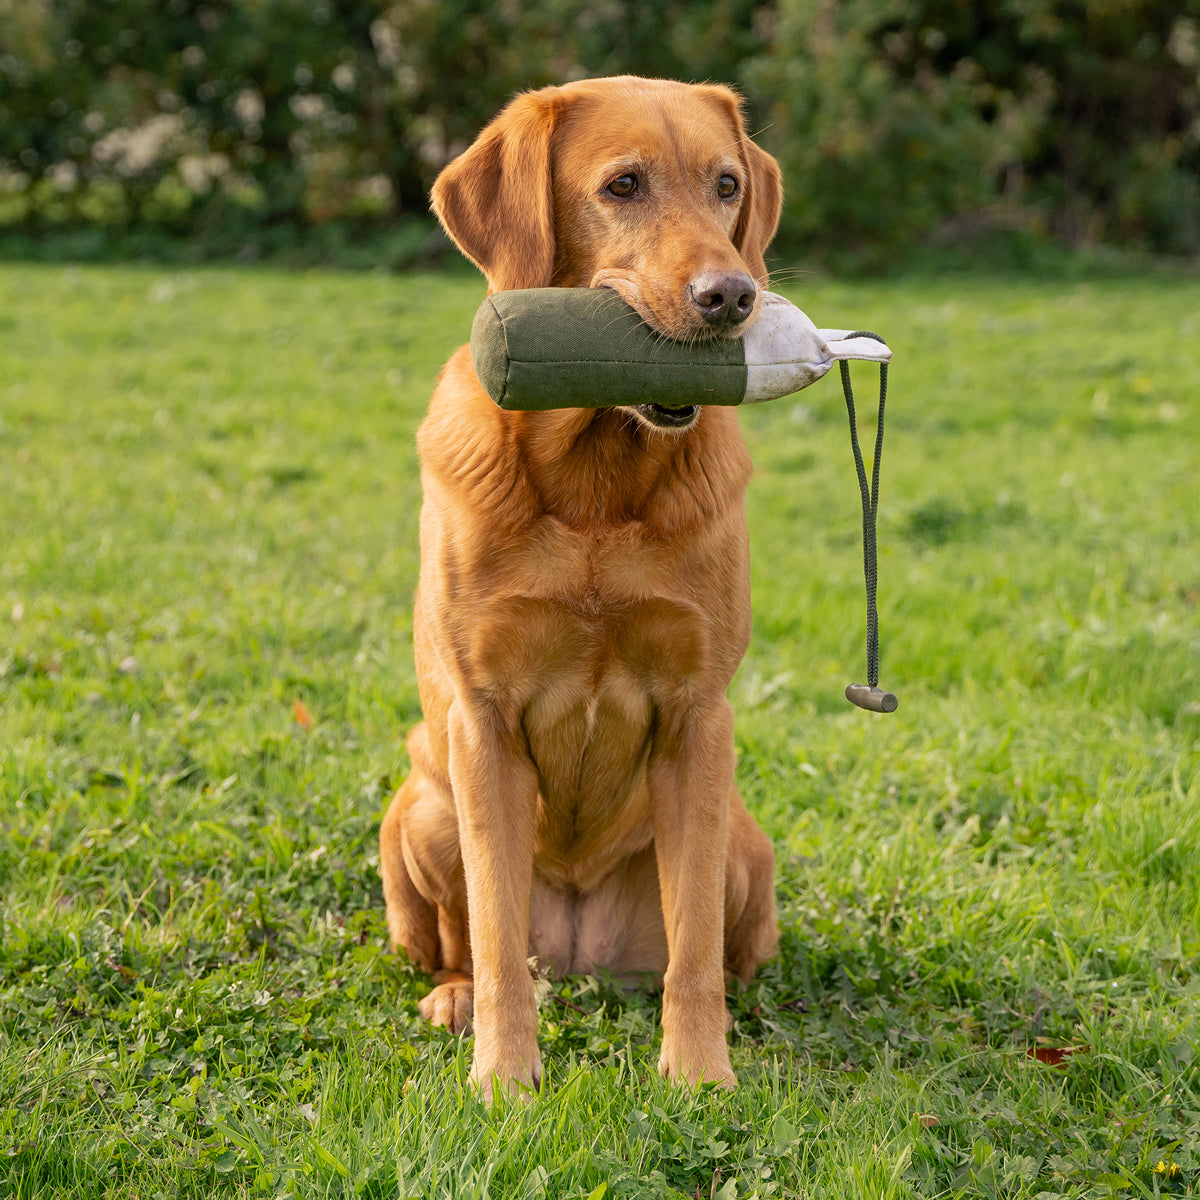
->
xmin=839 ymin=338 xmax=896 ymax=712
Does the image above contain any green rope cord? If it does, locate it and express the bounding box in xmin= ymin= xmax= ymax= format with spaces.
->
xmin=839 ymin=339 xmax=888 ymax=691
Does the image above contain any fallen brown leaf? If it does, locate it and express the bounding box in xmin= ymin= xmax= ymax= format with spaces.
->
xmin=1027 ymin=1044 xmax=1089 ymax=1067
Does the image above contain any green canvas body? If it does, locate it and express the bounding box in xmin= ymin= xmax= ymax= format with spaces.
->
xmin=471 ymin=288 xmax=748 ymax=410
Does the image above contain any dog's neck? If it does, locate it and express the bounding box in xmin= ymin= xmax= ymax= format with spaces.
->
xmin=420 ymin=350 xmax=752 ymax=539
xmin=507 ymin=406 xmax=749 ymax=535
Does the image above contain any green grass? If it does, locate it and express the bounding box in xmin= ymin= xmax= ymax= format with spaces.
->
xmin=1 ymin=261 xmax=1198 ymax=1199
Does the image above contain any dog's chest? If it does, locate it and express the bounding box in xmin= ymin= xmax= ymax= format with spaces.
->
xmin=467 ymin=518 xmax=716 ymax=874
xmin=472 ymin=521 xmax=711 ymax=719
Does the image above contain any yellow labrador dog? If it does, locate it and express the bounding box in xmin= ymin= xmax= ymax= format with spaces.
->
xmin=380 ymin=76 xmax=781 ymax=1101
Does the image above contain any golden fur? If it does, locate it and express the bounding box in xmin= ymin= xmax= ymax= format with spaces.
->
xmin=379 ymin=76 xmax=783 ymax=1101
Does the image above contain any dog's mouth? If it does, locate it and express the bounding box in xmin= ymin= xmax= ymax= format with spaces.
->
xmin=635 ymin=403 xmax=700 ymax=430
xmin=591 ymin=278 xmax=733 ymax=432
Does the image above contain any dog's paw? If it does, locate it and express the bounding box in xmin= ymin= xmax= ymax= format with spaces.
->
xmin=470 ymin=1046 xmax=543 ymax=1106
xmin=658 ymin=1037 xmax=736 ymax=1090
xmin=418 ymin=976 xmax=474 ymax=1034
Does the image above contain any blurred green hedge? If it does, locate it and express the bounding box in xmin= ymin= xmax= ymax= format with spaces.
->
xmin=2 ymin=0 xmax=1198 ymax=265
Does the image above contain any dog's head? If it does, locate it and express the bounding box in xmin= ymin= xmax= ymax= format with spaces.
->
xmin=432 ymin=76 xmax=783 ymax=432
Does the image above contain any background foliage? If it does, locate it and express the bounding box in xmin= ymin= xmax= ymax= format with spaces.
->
xmin=2 ymin=0 xmax=1199 ymax=265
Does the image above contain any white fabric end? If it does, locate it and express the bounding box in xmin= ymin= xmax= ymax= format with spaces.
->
xmin=741 ymin=292 xmax=834 ymax=403
xmin=737 ymin=294 xmax=892 ymax=404
xmin=818 ymin=330 xmax=893 ymax=363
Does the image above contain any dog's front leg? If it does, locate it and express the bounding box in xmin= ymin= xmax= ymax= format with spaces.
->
xmin=651 ymin=699 xmax=738 ymax=1088
xmin=447 ymin=704 xmax=542 ymax=1103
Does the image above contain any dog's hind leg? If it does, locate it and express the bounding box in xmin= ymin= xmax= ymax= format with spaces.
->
xmin=379 ymin=725 xmax=474 ymax=1032
xmin=722 ymin=785 xmax=779 ymax=982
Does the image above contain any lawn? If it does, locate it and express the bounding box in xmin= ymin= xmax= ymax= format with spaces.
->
xmin=1 ymin=260 xmax=1198 ymax=1199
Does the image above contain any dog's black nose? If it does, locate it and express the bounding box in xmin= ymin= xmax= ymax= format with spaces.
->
xmin=689 ymin=271 xmax=756 ymax=327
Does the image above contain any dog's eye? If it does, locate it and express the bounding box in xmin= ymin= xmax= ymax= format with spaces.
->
xmin=607 ymin=174 xmax=638 ymax=198
xmin=717 ymin=174 xmax=739 ymax=199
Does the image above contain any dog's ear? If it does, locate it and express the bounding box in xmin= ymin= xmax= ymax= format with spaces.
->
xmin=431 ymin=89 xmax=559 ymax=294
xmin=734 ymin=136 xmax=783 ymax=286
xmin=701 ymin=87 xmax=783 ymax=287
